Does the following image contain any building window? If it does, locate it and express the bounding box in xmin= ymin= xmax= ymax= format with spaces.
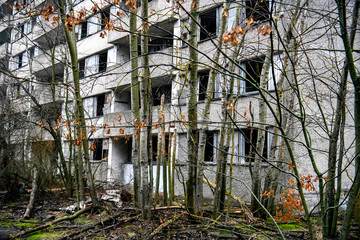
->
xmin=100 ymin=8 xmax=110 ymax=30
xmin=79 ymin=59 xmax=85 ymax=78
xmin=233 ymin=129 xmax=272 ymax=164
xmin=81 ymin=51 xmax=108 ymax=77
xmin=245 ymin=0 xmax=270 ymax=23
xmin=13 ymin=18 xmax=35 ymax=41
xmin=237 ymin=55 xmax=281 ymax=93
xmin=152 ymin=84 xmax=171 ymax=106
xmin=90 ymin=139 xmax=108 ymax=161
xmin=152 ymin=135 xmax=169 ymax=163
xmin=149 ymin=35 xmax=173 ymax=53
xmin=199 ymin=8 xmax=219 ymax=41
xmin=83 ymin=94 xmax=106 ymax=118
xmin=240 ymin=57 xmax=264 ymax=93
xmin=198 ymin=71 xmax=209 ymax=101
xmin=77 ymin=8 xmax=110 ymax=40
xmin=13 ymin=47 xmax=37 ymax=70
xmin=204 ymin=131 xmax=218 ymax=162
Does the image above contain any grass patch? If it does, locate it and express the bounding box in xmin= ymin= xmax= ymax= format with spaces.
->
xmin=278 ymin=223 xmax=303 ymax=231
xmin=27 ymin=230 xmax=66 ymax=239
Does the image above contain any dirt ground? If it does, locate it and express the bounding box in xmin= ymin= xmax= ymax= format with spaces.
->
xmin=0 ymin=189 xmax=359 ymax=239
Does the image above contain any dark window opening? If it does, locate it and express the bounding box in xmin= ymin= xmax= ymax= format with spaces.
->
xmin=92 ymin=139 xmax=108 ymax=161
xmin=246 ymin=0 xmax=270 ymax=23
xmin=149 ymin=35 xmax=173 ymax=53
xmin=17 ymin=54 xmax=23 ymax=69
xmin=126 ymin=137 xmax=133 ymax=163
xmin=242 ymin=128 xmax=268 ymax=163
xmin=198 ymin=71 xmax=209 ymax=101
xmin=200 ymin=8 xmax=217 ymax=41
xmin=29 ymin=47 xmax=35 ymax=58
xmin=99 ymin=51 xmax=108 ymax=73
xmin=152 ymin=84 xmax=171 ymax=106
xmin=0 ymin=28 xmax=12 ymax=45
xmin=204 ymin=132 xmax=216 ymax=162
xmin=96 ymin=94 xmax=105 ymax=116
xmin=152 ymin=135 xmax=169 ymax=163
xmin=80 ymin=21 xmax=87 ymax=39
xmin=243 ymin=57 xmax=264 ymax=92
xmin=101 ymin=8 xmax=110 ymax=30
xmin=79 ymin=59 xmax=85 ymax=78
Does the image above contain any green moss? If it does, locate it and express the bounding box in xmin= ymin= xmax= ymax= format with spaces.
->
xmin=0 ymin=219 xmax=38 ymax=228
xmin=74 ymin=216 xmax=92 ymax=224
xmin=278 ymin=223 xmax=303 ymax=230
xmin=27 ymin=230 xmax=65 ymax=239
xmin=0 ymin=222 xmax=12 ymax=228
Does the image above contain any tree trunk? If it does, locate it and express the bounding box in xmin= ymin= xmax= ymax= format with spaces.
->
xmin=140 ymin=0 xmax=152 ymax=219
xmin=129 ymin=3 xmax=141 ymax=209
xmin=335 ymin=1 xmax=360 ymax=239
xmin=251 ymin=49 xmax=271 ymax=215
xmin=23 ymin=170 xmax=39 ymax=219
xmin=186 ymin=0 xmax=199 ymax=215
xmin=58 ymin=0 xmax=99 ymax=207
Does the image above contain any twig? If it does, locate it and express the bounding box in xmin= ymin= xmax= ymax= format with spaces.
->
xmin=149 ymin=214 xmax=183 ymax=238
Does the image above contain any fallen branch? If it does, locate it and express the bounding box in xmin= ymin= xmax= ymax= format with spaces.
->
xmin=12 ymin=206 xmax=92 ymax=238
xmin=58 ymin=214 xmax=140 ymax=239
xmin=149 ymin=214 xmax=183 ymax=238
xmin=203 ymin=178 xmax=255 ymax=222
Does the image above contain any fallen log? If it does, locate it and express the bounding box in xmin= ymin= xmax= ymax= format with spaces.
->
xmin=12 ymin=206 xmax=92 ymax=238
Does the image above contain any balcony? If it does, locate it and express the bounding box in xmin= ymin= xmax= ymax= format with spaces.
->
xmin=32 ymin=44 xmax=65 ymax=73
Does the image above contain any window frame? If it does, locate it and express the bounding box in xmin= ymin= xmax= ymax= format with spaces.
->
xmin=199 ymin=7 xmax=220 ymax=42
xmin=89 ymin=138 xmax=109 ymax=161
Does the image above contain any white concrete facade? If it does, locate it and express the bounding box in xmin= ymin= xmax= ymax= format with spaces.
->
xmin=0 ymin=0 xmax=358 ymax=209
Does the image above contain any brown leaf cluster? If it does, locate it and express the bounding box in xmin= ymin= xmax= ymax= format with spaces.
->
xmin=65 ymin=15 xmax=81 ymax=31
xmin=223 ymin=26 xmax=245 ymax=46
xmin=125 ymin=0 xmax=137 ymax=12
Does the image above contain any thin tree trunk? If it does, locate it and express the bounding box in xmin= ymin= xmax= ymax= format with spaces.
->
xmin=23 ymin=170 xmax=39 ymax=219
xmin=186 ymin=0 xmax=199 ymax=215
xmin=58 ymin=0 xmax=98 ymax=207
xmin=159 ymin=95 xmax=168 ymax=206
xmin=251 ymin=49 xmax=271 ymax=215
xmin=140 ymin=0 xmax=151 ymax=219
xmin=129 ymin=3 xmax=141 ymax=209
xmin=196 ymin=0 xmax=230 ymax=212
xmin=335 ymin=1 xmax=360 ymax=239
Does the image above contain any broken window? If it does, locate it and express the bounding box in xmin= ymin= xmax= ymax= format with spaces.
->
xmin=100 ymin=8 xmax=110 ymax=30
xmin=80 ymin=21 xmax=87 ymax=39
xmin=233 ymin=129 xmax=272 ymax=164
xmin=149 ymin=35 xmax=173 ymax=53
xmin=77 ymin=8 xmax=110 ymax=40
xmin=199 ymin=8 xmax=219 ymax=41
xmin=13 ymin=48 xmax=35 ymax=70
xmin=241 ymin=57 xmax=264 ymax=93
xmin=198 ymin=71 xmax=209 ymax=101
xmin=204 ymin=131 xmax=218 ymax=162
xmin=90 ymin=139 xmax=109 ymax=161
xmin=83 ymin=94 xmax=106 ymax=118
xmin=12 ymin=17 xmax=35 ymax=41
xmin=245 ymin=0 xmax=270 ymax=23
xmin=152 ymin=84 xmax=171 ymax=106
xmin=237 ymin=55 xmax=282 ymax=93
xmin=152 ymin=135 xmax=169 ymax=163
xmin=83 ymin=51 xmax=108 ymax=77
xmin=79 ymin=59 xmax=85 ymax=78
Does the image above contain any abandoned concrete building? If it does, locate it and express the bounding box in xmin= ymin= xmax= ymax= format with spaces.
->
xmin=0 ymin=0 xmax=357 ymax=206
